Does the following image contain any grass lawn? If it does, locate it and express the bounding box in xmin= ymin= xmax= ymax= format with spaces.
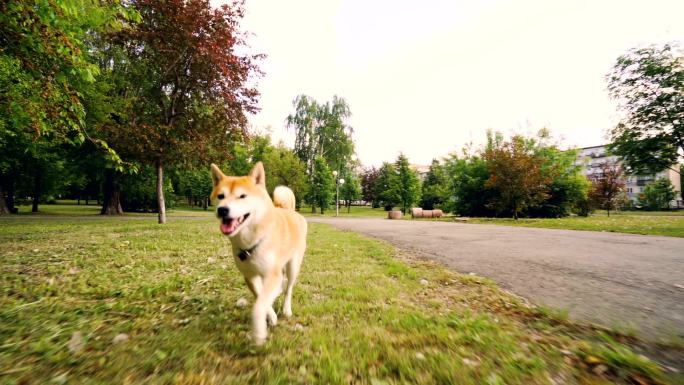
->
xmin=0 ymin=205 xmax=679 ymax=384
xmin=14 ymin=200 xmax=216 ymax=218
xmin=301 ymin=205 xmax=390 ymax=218
xmin=467 ymin=212 xmax=684 ymax=238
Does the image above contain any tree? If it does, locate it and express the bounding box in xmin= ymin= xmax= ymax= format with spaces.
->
xmin=360 ymin=166 xmax=380 ymax=208
xmin=526 ymin=131 xmax=590 ymax=218
xmin=287 ymin=95 xmax=355 ymax=212
xmin=639 ymin=177 xmax=676 ymax=210
xmin=109 ymin=0 xmax=261 ymax=223
xmin=607 ymin=43 xmax=684 ymax=175
xmin=173 ymin=167 xmax=213 ymax=209
xmin=420 ymin=159 xmax=447 ymax=210
xmin=394 ymin=154 xmax=421 ymax=214
xmin=0 ymin=0 xmax=136 ymax=214
xmin=444 ymin=154 xmax=496 ymax=217
xmin=374 ymin=162 xmax=400 ymax=211
xmin=484 ymin=136 xmax=550 ymax=219
xmin=309 ymin=157 xmax=334 ymax=214
xmin=262 ymin=144 xmax=309 ymax=210
xmin=588 ymin=162 xmax=625 ymax=217
xmin=340 ymin=171 xmax=362 ymax=213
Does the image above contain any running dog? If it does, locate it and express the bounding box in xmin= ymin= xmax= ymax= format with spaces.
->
xmin=210 ymin=162 xmax=307 ymax=345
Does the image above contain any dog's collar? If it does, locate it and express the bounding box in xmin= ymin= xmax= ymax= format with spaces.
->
xmin=238 ymin=238 xmax=262 ymax=261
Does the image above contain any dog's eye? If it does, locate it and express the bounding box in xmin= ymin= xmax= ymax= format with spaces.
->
xmin=217 ymin=194 xmax=225 ymax=200
xmin=239 ymin=194 xmax=247 ymax=199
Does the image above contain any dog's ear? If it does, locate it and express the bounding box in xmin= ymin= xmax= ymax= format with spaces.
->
xmin=210 ymin=163 xmax=225 ymax=186
xmin=249 ymin=161 xmax=266 ymax=188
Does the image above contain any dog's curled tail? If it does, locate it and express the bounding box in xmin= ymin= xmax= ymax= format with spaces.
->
xmin=273 ymin=186 xmax=296 ymax=210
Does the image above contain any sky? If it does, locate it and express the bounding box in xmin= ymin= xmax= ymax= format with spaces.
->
xmin=216 ymin=0 xmax=684 ymax=166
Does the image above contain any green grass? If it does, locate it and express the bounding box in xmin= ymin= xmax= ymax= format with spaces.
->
xmin=14 ymin=200 xmax=215 ymax=218
xmin=302 ymin=205 xmax=391 ymax=218
xmin=467 ymin=212 xmax=684 ymax=237
xmin=0 ymin=205 xmax=678 ymax=384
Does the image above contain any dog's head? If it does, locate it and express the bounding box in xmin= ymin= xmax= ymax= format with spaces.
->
xmin=210 ymin=162 xmax=271 ymax=236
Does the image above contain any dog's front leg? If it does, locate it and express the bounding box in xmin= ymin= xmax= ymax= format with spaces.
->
xmin=252 ymin=270 xmax=283 ymax=345
xmin=246 ymin=275 xmax=278 ymax=326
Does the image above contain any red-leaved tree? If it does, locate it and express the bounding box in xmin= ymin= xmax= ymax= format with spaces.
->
xmin=484 ymin=136 xmax=551 ymax=219
xmin=107 ymin=0 xmax=262 ymax=223
xmin=588 ymin=162 xmax=625 ymax=217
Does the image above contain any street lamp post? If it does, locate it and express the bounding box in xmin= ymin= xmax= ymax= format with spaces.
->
xmin=332 ymin=170 xmax=344 ymax=216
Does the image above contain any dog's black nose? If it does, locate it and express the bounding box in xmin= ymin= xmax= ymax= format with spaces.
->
xmin=217 ymin=207 xmax=229 ymax=218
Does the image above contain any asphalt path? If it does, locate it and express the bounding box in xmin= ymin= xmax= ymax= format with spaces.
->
xmin=309 ymin=217 xmax=684 ymax=340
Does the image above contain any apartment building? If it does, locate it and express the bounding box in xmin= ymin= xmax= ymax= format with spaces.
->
xmin=577 ymin=145 xmax=682 ymax=207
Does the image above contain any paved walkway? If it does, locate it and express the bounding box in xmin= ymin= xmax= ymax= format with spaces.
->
xmin=309 ymin=217 xmax=684 ymax=340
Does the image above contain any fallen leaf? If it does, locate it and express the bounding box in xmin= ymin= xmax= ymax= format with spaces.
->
xmin=112 ymin=333 xmax=130 ymax=344
xmin=68 ymin=331 xmax=84 ymax=354
xmin=584 ymin=355 xmax=601 ymax=365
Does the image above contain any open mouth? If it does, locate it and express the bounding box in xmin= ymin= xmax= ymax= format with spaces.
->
xmin=220 ymin=213 xmax=250 ymax=235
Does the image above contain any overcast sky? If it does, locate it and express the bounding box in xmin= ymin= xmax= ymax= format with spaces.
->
xmin=218 ymin=0 xmax=684 ymax=166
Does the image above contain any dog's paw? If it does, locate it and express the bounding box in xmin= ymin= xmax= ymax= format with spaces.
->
xmin=283 ymin=308 xmax=292 ymax=318
xmin=253 ymin=334 xmax=267 ymax=346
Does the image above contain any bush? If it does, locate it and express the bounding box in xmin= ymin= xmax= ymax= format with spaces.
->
xmin=638 ymin=178 xmax=676 ymax=210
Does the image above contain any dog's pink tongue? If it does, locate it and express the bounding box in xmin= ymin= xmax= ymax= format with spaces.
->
xmin=220 ymin=220 xmax=237 ymax=235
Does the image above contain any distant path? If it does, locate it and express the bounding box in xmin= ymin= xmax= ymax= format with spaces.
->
xmin=309 ymin=217 xmax=684 ymax=340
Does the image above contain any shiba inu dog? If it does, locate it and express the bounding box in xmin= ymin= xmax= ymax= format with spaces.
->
xmin=210 ymin=162 xmax=307 ymax=345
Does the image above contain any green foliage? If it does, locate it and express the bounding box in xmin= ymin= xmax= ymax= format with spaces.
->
xmin=172 ymin=168 xmax=213 ymax=209
xmin=262 ymin=144 xmax=309 ymax=208
xmin=0 ymin=0 xmax=135 ymax=141
xmin=0 ymin=0 xmax=138 ymax=213
xmin=528 ymin=137 xmax=591 ymax=218
xmin=340 ymin=171 xmax=362 ymax=212
xmin=607 ymin=43 xmax=684 ymax=174
xmin=394 ymin=154 xmax=421 ymax=214
xmin=443 ymin=154 xmax=496 ymax=216
xmin=287 ymin=94 xmax=356 ymax=209
xmin=121 ymin=166 xmax=175 ymax=212
xmin=638 ymin=178 xmax=676 ymax=210
xmin=420 ymin=159 xmax=448 ymax=210
xmin=226 ymin=141 xmax=256 ymax=177
xmin=442 ymin=130 xmax=590 ymax=218
xmin=309 ymin=157 xmax=334 ymax=214
xmin=374 ymin=162 xmax=400 ymax=211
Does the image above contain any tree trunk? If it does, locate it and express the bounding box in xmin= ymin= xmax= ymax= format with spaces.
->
xmin=101 ymin=170 xmax=123 ymax=215
xmin=156 ymin=159 xmax=166 ymax=224
xmin=32 ymin=170 xmax=42 ymax=213
xmin=6 ymin=177 xmax=16 ymax=213
xmin=0 ymin=178 xmax=10 ymax=215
